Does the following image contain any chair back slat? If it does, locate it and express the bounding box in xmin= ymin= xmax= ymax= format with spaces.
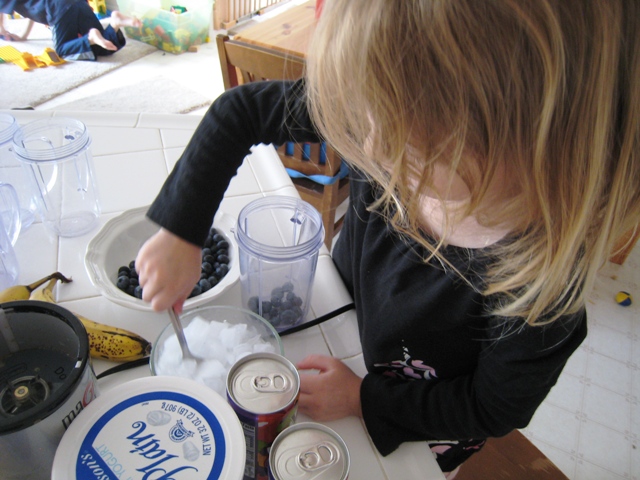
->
xmin=216 ymin=33 xmax=349 ymax=247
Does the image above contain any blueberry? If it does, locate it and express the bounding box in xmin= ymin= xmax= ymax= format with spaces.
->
xmin=203 ymin=254 xmax=216 ymax=264
xmin=202 ymin=262 xmax=213 ymax=274
xmin=129 ymin=269 xmax=138 ymax=279
xmin=208 ymin=276 xmax=219 ymax=287
xmin=248 ymin=296 xmax=259 ymax=312
xmin=286 ymin=291 xmax=296 ymax=302
xmin=216 ymin=240 xmax=229 ymax=250
xmin=217 ymin=254 xmax=230 ymax=264
xmin=292 ymin=296 xmax=303 ymax=307
xmin=134 ymin=285 xmax=143 ymax=299
xmin=116 ymin=276 xmax=130 ymax=290
xmin=216 ymin=264 xmax=229 ymax=277
xmin=189 ymin=285 xmax=202 ymax=298
xmin=282 ymin=300 xmax=293 ymax=310
xmin=280 ymin=309 xmax=298 ymax=325
xmin=271 ymin=287 xmax=283 ymax=298
xmin=129 ymin=260 xmax=136 ymax=270
xmin=282 ymin=282 xmax=294 ymax=292
xmin=129 ymin=277 xmax=139 ymax=287
xmin=126 ymin=285 xmax=136 ymax=296
xmin=261 ymin=300 xmax=272 ymax=314
xmin=199 ymin=279 xmax=212 ymax=292
xmin=271 ymin=295 xmax=282 ymax=307
xmin=213 ymin=233 xmax=224 ymax=242
xmin=118 ymin=266 xmax=131 ymax=276
xmin=204 ymin=236 xmax=214 ymax=248
xmin=202 ymin=248 xmax=212 ymax=257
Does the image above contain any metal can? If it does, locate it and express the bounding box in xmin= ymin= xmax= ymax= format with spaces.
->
xmin=268 ymin=423 xmax=350 ymax=480
xmin=227 ymin=352 xmax=300 ymax=480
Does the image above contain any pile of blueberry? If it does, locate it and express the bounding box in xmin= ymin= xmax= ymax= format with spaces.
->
xmin=115 ymin=227 xmax=231 ymax=300
xmin=247 ymin=281 xmax=304 ymax=329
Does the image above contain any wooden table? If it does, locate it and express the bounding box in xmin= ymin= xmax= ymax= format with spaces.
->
xmin=232 ymin=0 xmax=317 ymax=57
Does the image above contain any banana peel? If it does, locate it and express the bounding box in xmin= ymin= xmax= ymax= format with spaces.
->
xmin=30 ymin=276 xmax=152 ymax=362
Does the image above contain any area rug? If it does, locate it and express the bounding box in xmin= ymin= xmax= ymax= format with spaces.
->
xmin=53 ymin=76 xmax=213 ymax=114
xmin=0 ymin=18 xmax=158 ymax=109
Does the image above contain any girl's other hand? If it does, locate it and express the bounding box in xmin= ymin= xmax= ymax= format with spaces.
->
xmin=297 ymin=355 xmax=363 ymax=421
xmin=135 ymin=228 xmax=201 ymax=313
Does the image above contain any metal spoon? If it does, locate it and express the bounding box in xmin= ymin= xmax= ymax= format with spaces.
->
xmin=167 ymin=308 xmax=196 ymax=361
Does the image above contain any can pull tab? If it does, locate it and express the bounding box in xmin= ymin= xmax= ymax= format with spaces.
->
xmin=252 ymin=373 xmax=289 ymax=392
xmin=297 ymin=442 xmax=338 ymax=471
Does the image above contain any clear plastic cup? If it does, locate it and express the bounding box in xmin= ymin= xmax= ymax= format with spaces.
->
xmin=0 ymin=113 xmax=36 ymax=229
xmin=235 ymin=196 xmax=325 ymax=332
xmin=0 ymin=182 xmax=21 ymax=290
xmin=12 ymin=117 xmax=101 ymax=237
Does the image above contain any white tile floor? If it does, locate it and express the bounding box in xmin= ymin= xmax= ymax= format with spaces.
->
xmin=22 ymin=10 xmax=640 ymax=479
xmin=521 ymin=246 xmax=640 ymax=480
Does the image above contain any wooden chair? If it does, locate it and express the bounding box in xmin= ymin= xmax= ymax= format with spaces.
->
xmin=216 ymin=33 xmax=349 ymax=247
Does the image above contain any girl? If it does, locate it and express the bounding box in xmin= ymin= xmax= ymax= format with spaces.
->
xmin=136 ymin=0 xmax=640 ymax=475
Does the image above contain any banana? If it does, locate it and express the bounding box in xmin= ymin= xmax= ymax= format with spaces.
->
xmin=0 ymin=272 xmax=72 ymax=302
xmin=30 ymin=277 xmax=152 ymax=362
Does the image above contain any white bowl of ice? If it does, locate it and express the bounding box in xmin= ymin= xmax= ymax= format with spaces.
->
xmin=150 ymin=305 xmax=284 ymax=397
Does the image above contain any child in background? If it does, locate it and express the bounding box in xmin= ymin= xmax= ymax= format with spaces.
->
xmin=0 ymin=0 xmax=141 ymax=60
xmin=134 ymin=0 xmax=640 ymax=476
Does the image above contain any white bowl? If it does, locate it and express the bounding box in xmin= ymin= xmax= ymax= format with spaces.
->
xmin=85 ymin=206 xmax=240 ymax=311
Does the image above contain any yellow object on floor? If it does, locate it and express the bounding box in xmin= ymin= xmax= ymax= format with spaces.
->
xmin=0 ymin=46 xmax=65 ymax=70
xmin=38 ymin=48 xmax=64 ymax=66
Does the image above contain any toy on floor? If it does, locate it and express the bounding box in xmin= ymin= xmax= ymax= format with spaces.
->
xmin=88 ymin=0 xmax=108 ymax=17
xmin=0 ymin=45 xmax=65 ymax=70
xmin=615 ymin=291 xmax=633 ymax=306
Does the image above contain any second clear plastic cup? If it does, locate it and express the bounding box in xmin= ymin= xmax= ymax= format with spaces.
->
xmin=0 ymin=113 xmax=37 ymax=229
xmin=12 ymin=117 xmax=101 ymax=237
xmin=235 ymin=196 xmax=325 ymax=332
xmin=0 ymin=182 xmax=22 ymax=290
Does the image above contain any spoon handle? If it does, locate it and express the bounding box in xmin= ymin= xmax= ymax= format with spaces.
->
xmin=167 ymin=308 xmax=195 ymax=360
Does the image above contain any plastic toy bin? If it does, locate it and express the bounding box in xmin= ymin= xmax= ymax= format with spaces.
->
xmin=117 ymin=0 xmax=212 ymax=53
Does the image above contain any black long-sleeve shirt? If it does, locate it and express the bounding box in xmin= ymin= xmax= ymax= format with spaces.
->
xmin=147 ymin=80 xmax=587 ymax=458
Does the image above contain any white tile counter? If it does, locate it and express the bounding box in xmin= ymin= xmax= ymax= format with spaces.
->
xmin=2 ymin=110 xmax=445 ymax=480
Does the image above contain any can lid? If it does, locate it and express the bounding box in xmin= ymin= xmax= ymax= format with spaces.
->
xmin=270 ymin=423 xmax=350 ymax=480
xmin=228 ymin=353 xmax=300 ymax=414
xmin=51 ymin=376 xmax=245 ymax=480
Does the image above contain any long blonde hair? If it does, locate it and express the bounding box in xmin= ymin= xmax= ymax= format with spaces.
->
xmin=305 ymin=0 xmax=640 ymax=325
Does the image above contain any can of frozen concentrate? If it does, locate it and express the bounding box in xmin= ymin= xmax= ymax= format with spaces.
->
xmin=268 ymin=423 xmax=350 ymax=480
xmin=51 ymin=375 xmax=246 ymax=480
xmin=0 ymin=301 xmax=98 ymax=480
xmin=227 ymin=352 xmax=300 ymax=480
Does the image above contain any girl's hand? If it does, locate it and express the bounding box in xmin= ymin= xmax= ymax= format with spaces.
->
xmin=297 ymin=355 xmax=363 ymax=421
xmin=135 ymin=228 xmax=201 ymax=313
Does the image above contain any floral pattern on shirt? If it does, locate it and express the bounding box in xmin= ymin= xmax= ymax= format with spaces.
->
xmin=374 ymin=344 xmax=437 ymax=381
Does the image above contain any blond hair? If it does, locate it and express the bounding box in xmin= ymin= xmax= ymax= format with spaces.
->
xmin=306 ymin=0 xmax=640 ymax=325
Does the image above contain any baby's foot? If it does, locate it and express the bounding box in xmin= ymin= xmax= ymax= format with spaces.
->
xmin=110 ymin=10 xmax=142 ymax=30
xmin=88 ymin=28 xmax=117 ymax=50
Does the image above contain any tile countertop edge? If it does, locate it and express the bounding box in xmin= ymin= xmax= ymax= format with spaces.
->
xmin=0 ymin=110 xmax=205 ymax=129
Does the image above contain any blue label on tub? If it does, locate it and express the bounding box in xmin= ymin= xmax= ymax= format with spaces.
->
xmin=76 ymin=391 xmax=226 ymax=480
